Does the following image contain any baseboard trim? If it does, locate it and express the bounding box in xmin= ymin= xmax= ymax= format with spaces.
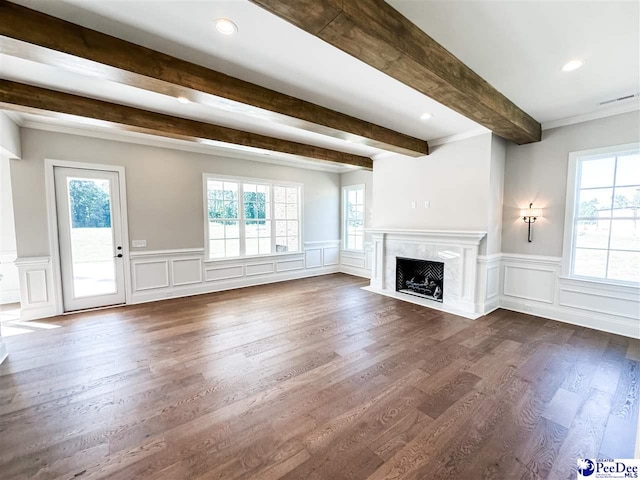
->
xmin=0 ymin=340 xmax=7 ymax=364
xmin=339 ymin=265 xmax=371 ymax=279
xmin=19 ymin=305 xmax=58 ymax=321
xmin=499 ymin=297 xmax=640 ymax=339
xmin=130 ymin=266 xmax=340 ymax=305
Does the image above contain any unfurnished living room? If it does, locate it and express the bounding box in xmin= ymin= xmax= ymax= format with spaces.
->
xmin=0 ymin=0 xmax=639 ymax=479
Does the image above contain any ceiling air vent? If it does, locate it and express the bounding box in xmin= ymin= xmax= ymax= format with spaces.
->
xmin=599 ymin=93 xmax=639 ymax=106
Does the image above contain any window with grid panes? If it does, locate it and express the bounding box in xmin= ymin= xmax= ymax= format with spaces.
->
xmin=567 ymin=145 xmax=640 ymax=284
xmin=343 ymin=185 xmax=365 ymax=251
xmin=205 ymin=176 xmax=301 ymax=259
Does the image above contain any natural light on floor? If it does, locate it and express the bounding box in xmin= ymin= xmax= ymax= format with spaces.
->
xmin=1 ymin=320 xmax=60 ymax=337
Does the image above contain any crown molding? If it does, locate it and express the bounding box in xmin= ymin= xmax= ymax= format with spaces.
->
xmin=542 ymin=101 xmax=640 ymax=131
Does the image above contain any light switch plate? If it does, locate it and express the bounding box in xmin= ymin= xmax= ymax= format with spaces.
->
xmin=132 ymin=240 xmax=147 ymax=248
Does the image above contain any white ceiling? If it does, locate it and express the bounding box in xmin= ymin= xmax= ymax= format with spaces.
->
xmin=2 ymin=0 xmax=638 ymax=162
xmin=389 ymin=0 xmax=640 ymax=124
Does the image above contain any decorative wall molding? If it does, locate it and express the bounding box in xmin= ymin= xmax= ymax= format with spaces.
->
xmin=13 ymin=249 xmax=639 ymax=339
xmin=15 ymin=256 xmax=56 ymax=320
xmin=475 ymin=254 xmax=501 ymax=315
xmin=0 ymin=249 xmax=20 ymax=304
xmin=497 ymin=253 xmax=639 ymax=339
xmin=130 ymin=248 xmax=205 ymax=258
xmin=129 ymin=243 xmax=341 ymax=304
xmin=0 ymin=338 xmax=7 ymax=365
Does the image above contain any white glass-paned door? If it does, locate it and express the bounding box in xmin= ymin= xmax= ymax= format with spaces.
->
xmin=54 ymin=167 xmax=126 ymax=311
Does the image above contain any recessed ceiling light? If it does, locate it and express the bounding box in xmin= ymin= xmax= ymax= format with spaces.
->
xmin=562 ymin=59 xmax=584 ymax=72
xmin=215 ymin=18 xmax=238 ymax=35
xmin=420 ymin=112 xmax=433 ymax=121
xmin=177 ymin=96 xmax=190 ymax=104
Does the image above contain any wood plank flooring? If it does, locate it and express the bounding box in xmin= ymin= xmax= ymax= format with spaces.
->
xmin=0 ymin=273 xmax=637 ymax=479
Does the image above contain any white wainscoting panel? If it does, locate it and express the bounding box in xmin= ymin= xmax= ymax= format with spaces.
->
xmin=0 ymin=250 xmax=20 ymax=304
xmin=127 ymin=243 xmax=340 ymax=305
xmin=323 ymin=247 xmax=339 ymax=266
xmin=277 ymin=258 xmax=305 ymax=272
xmin=339 ymin=242 xmax=372 ymax=279
xmin=0 ymin=337 xmax=7 ymax=364
xmin=475 ymin=254 xmax=501 ymax=315
xmin=132 ymin=260 xmax=170 ymax=291
xmin=305 ymin=249 xmax=322 ymax=269
xmin=503 ymin=265 xmax=556 ymax=304
xmin=171 ymin=257 xmax=203 ymax=286
xmin=15 ymin=256 xmax=56 ymax=320
xmin=26 ymin=270 xmax=48 ymax=304
xmin=499 ymin=253 xmax=639 ymax=339
xmin=246 ymin=262 xmax=275 ymax=276
xmin=206 ymin=264 xmax=244 ymax=282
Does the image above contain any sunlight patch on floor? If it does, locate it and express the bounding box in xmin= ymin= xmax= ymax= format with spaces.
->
xmin=1 ymin=321 xmax=61 ymax=337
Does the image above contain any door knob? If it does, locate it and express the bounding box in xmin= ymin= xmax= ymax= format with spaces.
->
xmin=117 ymin=246 xmax=122 ymax=250
xmin=116 ymin=253 xmax=123 ymax=258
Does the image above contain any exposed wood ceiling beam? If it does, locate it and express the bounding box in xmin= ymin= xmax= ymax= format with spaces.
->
xmin=0 ymin=80 xmax=372 ymax=168
xmin=0 ymin=0 xmax=428 ymax=157
xmin=249 ymin=0 xmax=542 ymax=145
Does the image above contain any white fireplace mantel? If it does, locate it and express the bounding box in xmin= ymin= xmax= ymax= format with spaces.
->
xmin=364 ymin=228 xmax=487 ymax=319
xmin=365 ymin=228 xmax=487 ymax=246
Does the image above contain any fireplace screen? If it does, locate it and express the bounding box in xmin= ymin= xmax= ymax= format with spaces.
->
xmin=395 ymin=257 xmax=444 ymax=302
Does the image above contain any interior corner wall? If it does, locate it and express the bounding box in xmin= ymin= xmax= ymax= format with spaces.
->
xmin=486 ymin=134 xmax=506 ymax=255
xmin=496 ymin=111 xmax=640 ymax=339
xmin=0 ymin=112 xmax=21 ymax=159
xmin=501 ymin=110 xmax=640 ymax=256
xmin=372 ymin=133 xmax=493 ymax=233
xmin=11 ymin=128 xmax=341 ymax=259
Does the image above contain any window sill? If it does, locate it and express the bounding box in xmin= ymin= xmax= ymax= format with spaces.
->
xmin=341 ymin=248 xmax=366 ymax=254
xmin=204 ymin=251 xmax=303 ymax=263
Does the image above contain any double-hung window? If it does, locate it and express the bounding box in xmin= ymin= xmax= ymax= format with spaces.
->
xmin=343 ymin=185 xmax=365 ymax=251
xmin=205 ymin=175 xmax=301 ymax=259
xmin=565 ymin=143 xmax=640 ymax=284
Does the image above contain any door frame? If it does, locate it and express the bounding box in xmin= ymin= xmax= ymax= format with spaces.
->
xmin=45 ymin=159 xmax=132 ymax=315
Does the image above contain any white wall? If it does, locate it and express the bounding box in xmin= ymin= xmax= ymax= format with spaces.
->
xmin=0 ymin=112 xmax=21 ymax=362
xmin=502 ymin=111 xmax=640 ymax=256
xmin=10 ymin=128 xmax=344 ymax=320
xmin=0 ymin=112 xmax=21 ymax=159
xmin=12 ymin=128 xmax=341 ymax=257
xmin=487 ymin=135 xmax=506 ymax=255
xmin=497 ymin=111 xmax=640 ymax=339
xmin=372 ymin=133 xmax=492 ymax=231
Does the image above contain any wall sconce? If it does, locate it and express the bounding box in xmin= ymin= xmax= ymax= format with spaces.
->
xmin=520 ymin=203 xmax=542 ymax=242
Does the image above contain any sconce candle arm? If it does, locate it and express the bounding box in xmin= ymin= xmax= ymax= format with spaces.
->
xmin=521 ymin=203 xmax=541 ymax=243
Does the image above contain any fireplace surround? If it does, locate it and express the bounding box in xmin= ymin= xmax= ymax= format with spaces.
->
xmin=364 ymin=228 xmax=487 ymax=318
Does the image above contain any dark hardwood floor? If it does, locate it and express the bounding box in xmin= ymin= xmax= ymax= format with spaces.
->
xmin=0 ymin=273 xmax=637 ymax=479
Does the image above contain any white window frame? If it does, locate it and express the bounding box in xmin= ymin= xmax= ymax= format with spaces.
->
xmin=342 ymin=184 xmax=366 ymax=252
xmin=562 ymin=142 xmax=640 ymax=286
xmin=203 ymin=173 xmax=303 ymax=261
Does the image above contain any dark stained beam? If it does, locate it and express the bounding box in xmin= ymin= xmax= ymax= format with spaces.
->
xmin=249 ymin=0 xmax=542 ymax=145
xmin=0 ymin=80 xmax=372 ymax=168
xmin=0 ymin=0 xmax=428 ymax=157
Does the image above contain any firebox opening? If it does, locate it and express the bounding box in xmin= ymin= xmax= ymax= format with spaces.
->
xmin=395 ymin=257 xmax=444 ymax=303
